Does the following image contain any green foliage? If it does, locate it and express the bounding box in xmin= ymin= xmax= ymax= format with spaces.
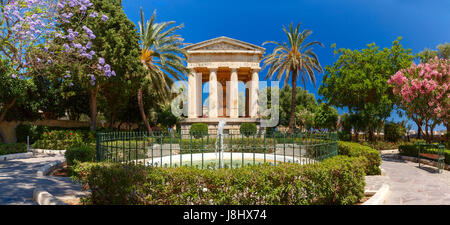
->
xmin=319 ymin=37 xmax=414 ymax=141
xmin=240 ymin=123 xmax=257 ymax=137
xmin=19 ymin=126 xmax=97 ymax=145
xmin=295 ymin=106 xmax=315 ymax=131
xmin=338 ymin=141 xmax=381 ymax=175
xmin=0 ymin=143 xmax=27 ymax=155
xmin=417 ymin=43 xmax=450 ymax=63
xmin=15 ymin=124 xmax=47 ymax=144
xmin=0 ymin=58 xmax=39 ymax=123
xmin=73 ymin=155 xmax=366 ymax=205
xmin=279 ymin=86 xmax=318 ymax=127
xmin=384 ymin=122 xmax=405 ymax=142
xmin=65 ymin=143 xmax=96 ymax=166
xmin=155 ymin=104 xmax=180 ymax=129
xmin=314 ymin=103 xmax=339 ymax=131
xmin=399 ymin=144 xmax=450 ymax=165
xmin=31 ymin=130 xmax=84 ymax=150
xmin=189 ymin=123 xmax=208 ymax=138
xmin=338 ymin=113 xmax=352 ymax=141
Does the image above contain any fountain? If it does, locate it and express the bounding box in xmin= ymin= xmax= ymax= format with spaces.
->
xmin=215 ymin=119 xmax=226 ymax=168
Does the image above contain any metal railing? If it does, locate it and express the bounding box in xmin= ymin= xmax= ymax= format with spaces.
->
xmin=96 ymin=131 xmax=338 ymax=169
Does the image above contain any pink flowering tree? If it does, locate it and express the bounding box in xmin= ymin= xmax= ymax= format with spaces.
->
xmin=1 ymin=0 xmax=114 ymax=131
xmin=388 ymin=57 xmax=449 ymax=143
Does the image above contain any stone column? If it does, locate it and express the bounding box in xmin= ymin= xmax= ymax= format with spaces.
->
xmin=208 ymin=68 xmax=218 ymax=118
xmin=188 ymin=69 xmax=197 ymax=118
xmin=249 ymin=68 xmax=259 ymax=118
xmin=230 ymin=68 xmax=239 ymax=118
xmin=196 ymin=72 xmax=203 ymax=117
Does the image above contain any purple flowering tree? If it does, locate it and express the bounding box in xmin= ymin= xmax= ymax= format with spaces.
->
xmin=1 ymin=0 xmax=115 ymax=130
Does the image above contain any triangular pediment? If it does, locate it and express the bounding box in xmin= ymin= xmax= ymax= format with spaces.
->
xmin=184 ymin=36 xmax=265 ymax=53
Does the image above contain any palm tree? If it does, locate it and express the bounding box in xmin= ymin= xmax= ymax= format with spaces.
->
xmin=138 ymin=8 xmax=188 ymax=133
xmin=262 ymin=23 xmax=323 ymax=133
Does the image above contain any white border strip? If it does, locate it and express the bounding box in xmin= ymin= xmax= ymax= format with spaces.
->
xmin=0 ymin=152 xmax=34 ymax=161
xmin=362 ymin=184 xmax=390 ymax=205
xmin=33 ymin=187 xmax=67 ymax=205
xmin=36 ymin=159 xmax=64 ymax=177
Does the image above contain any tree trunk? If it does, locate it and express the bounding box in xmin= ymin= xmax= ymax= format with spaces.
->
xmin=368 ymin=127 xmax=375 ymax=142
xmin=0 ymin=98 xmax=17 ymax=122
xmin=413 ymin=119 xmax=423 ymax=140
xmin=0 ymin=121 xmax=18 ymax=144
xmin=424 ymin=120 xmax=430 ymax=143
xmin=89 ymin=88 xmax=98 ymax=131
xmin=288 ymin=71 xmax=297 ymax=133
xmin=137 ymin=88 xmax=152 ymax=134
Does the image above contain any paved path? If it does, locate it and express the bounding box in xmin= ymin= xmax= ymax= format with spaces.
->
xmin=0 ymin=156 xmax=85 ymax=205
xmin=380 ymin=154 xmax=450 ymax=205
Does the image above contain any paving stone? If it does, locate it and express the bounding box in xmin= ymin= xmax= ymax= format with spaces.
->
xmin=0 ymin=156 xmax=86 ymax=205
xmin=380 ymin=154 xmax=450 ymax=205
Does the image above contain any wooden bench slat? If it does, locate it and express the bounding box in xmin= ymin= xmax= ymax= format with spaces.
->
xmin=419 ymin=153 xmax=445 ymax=160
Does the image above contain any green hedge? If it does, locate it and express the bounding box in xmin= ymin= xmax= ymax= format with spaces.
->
xmin=73 ymin=155 xmax=366 ymax=205
xmin=0 ymin=143 xmax=27 ymax=155
xmin=189 ymin=123 xmax=208 ymax=138
xmin=31 ymin=130 xmax=84 ymax=150
xmin=65 ymin=143 xmax=96 ymax=166
xmin=16 ymin=124 xmax=97 ymax=144
xmin=338 ymin=141 xmax=381 ymax=175
xmin=240 ymin=123 xmax=257 ymax=137
xmin=399 ymin=144 xmax=450 ymax=165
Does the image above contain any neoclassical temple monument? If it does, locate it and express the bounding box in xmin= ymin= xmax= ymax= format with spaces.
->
xmin=180 ymin=36 xmax=265 ymax=134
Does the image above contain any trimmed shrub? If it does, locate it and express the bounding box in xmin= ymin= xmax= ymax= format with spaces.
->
xmin=65 ymin=143 xmax=96 ymax=166
xmin=73 ymin=155 xmax=366 ymax=205
xmin=399 ymin=144 xmax=450 ymax=165
xmin=338 ymin=141 xmax=381 ymax=175
xmin=189 ymin=123 xmax=208 ymax=138
xmin=16 ymin=125 xmax=97 ymax=144
xmin=240 ymin=123 xmax=257 ymax=137
xmin=31 ymin=130 xmax=83 ymax=150
xmin=384 ymin=122 xmax=405 ymax=142
xmin=0 ymin=143 xmax=27 ymax=155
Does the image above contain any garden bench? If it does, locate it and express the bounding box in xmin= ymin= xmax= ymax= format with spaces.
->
xmin=418 ymin=143 xmax=445 ymax=173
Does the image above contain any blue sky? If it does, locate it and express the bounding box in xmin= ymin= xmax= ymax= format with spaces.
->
xmin=122 ymin=0 xmax=449 ymax=130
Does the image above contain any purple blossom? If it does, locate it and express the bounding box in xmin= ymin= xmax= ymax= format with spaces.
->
xmin=89 ymin=12 xmax=98 ymax=18
xmin=104 ymin=64 xmax=111 ymax=71
xmin=12 ymin=74 xmax=17 ymax=78
xmin=73 ymin=43 xmax=83 ymax=49
xmin=101 ymin=14 xmax=109 ymax=21
xmin=99 ymin=57 xmax=105 ymax=65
